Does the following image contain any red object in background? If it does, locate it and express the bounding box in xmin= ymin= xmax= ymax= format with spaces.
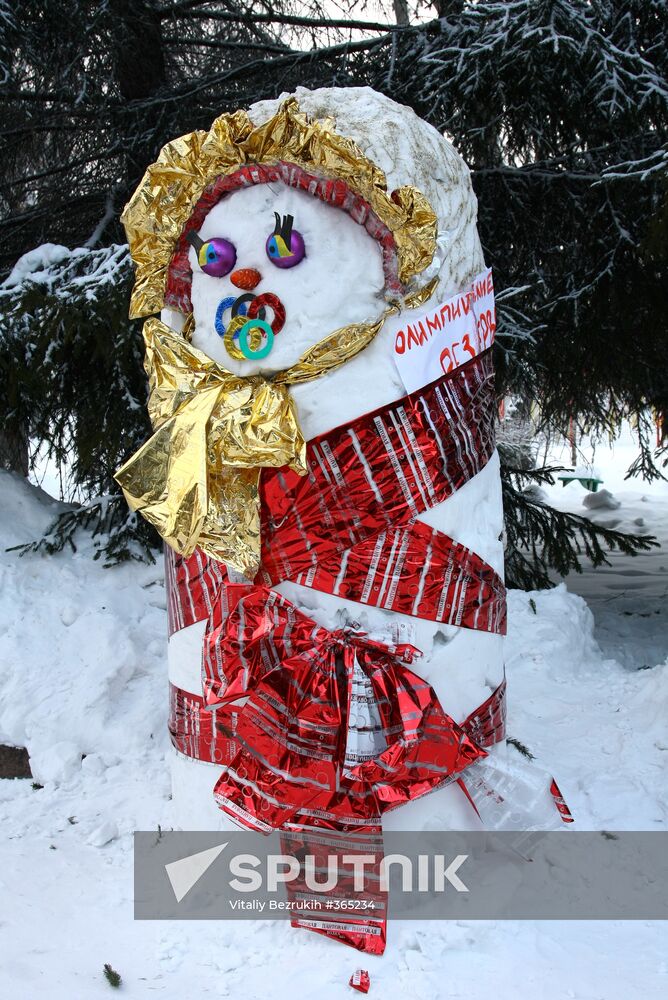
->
xmin=349 ymin=970 xmax=371 ymax=993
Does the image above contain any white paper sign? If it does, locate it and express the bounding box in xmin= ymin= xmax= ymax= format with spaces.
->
xmin=389 ymin=268 xmax=496 ymax=394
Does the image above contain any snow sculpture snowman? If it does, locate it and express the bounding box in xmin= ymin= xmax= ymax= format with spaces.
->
xmin=117 ymin=88 xmax=570 ymax=950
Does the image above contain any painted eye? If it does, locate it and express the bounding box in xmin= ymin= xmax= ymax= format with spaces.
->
xmin=265 ymin=213 xmax=305 ymax=269
xmin=187 ymin=232 xmax=236 ymax=278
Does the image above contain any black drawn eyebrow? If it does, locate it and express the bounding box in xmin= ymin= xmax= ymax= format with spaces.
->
xmin=186 ymin=230 xmax=205 ymax=252
xmin=273 ymin=213 xmax=294 ymax=245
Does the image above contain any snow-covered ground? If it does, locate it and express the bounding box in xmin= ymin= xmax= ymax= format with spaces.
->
xmin=1 ymin=421 xmax=666 ymax=998
xmin=541 ymin=421 xmax=668 ymax=673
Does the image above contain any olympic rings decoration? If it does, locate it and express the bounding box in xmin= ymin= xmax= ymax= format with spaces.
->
xmin=215 ymin=296 xmax=245 ymax=338
xmin=215 ymin=293 xmax=268 ymax=338
xmin=247 ymin=293 xmax=285 ymax=335
xmin=231 ymin=293 xmax=256 ymax=318
xmin=223 ymin=315 xmax=248 ymax=360
xmin=238 ymin=319 xmax=274 ymax=360
xmin=223 ymin=316 xmax=272 ymax=360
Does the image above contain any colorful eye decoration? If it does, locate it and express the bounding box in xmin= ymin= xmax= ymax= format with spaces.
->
xmin=187 ymin=231 xmax=236 ymax=278
xmin=265 ymin=213 xmax=305 ymax=269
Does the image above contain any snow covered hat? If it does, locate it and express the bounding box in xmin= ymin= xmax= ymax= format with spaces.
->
xmin=122 ymin=89 xmax=446 ymax=321
xmin=255 ymin=87 xmax=486 ymax=301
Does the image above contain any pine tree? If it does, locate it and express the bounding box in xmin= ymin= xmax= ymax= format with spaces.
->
xmin=0 ymin=1 xmax=665 ymax=585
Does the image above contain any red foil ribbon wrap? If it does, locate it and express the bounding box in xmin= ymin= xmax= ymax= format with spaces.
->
xmin=205 ymin=586 xmax=485 ymax=831
xmin=165 ymin=348 xmax=572 ymax=953
xmin=256 ymin=350 xmax=505 ymax=634
xmin=165 ymin=352 xmax=506 ymax=645
xmin=169 ymin=586 xmax=506 ymax=956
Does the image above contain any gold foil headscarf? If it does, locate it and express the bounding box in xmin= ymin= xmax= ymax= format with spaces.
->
xmin=121 ymin=97 xmax=437 ymax=318
xmin=117 ymin=97 xmax=438 ymax=576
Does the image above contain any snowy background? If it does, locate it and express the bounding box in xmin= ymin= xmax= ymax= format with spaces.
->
xmin=1 ymin=422 xmax=666 ymax=998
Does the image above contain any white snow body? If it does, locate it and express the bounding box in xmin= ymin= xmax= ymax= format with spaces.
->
xmin=166 ymin=87 xmax=505 ymax=830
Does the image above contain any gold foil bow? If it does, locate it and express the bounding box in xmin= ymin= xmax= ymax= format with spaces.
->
xmin=115 ymin=309 xmax=392 ymax=577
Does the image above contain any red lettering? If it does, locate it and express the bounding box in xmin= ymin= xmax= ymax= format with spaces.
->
xmin=440 ymin=347 xmax=454 ymax=373
xmin=462 ymin=332 xmax=475 ymax=358
xmin=395 ymin=329 xmax=406 ymax=354
xmin=407 ymin=324 xmax=420 ymax=349
xmin=426 ymin=312 xmax=442 ymax=335
xmin=476 ymin=308 xmax=497 ymax=349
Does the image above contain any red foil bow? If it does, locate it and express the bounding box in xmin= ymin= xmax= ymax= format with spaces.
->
xmin=206 ymin=587 xmax=486 ymax=833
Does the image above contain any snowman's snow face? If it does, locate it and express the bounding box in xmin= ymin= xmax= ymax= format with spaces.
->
xmin=189 ymin=184 xmax=386 ymax=374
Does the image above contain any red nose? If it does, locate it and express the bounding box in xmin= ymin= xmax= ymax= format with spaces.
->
xmin=230 ymin=268 xmax=262 ymax=290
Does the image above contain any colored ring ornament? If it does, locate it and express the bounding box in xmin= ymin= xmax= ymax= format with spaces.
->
xmin=215 ymin=296 xmax=246 ymax=338
xmin=223 ymin=315 xmax=249 ymax=360
xmin=231 ymin=293 xmax=258 ymax=318
xmin=238 ymin=319 xmax=274 ymax=360
xmin=247 ymin=293 xmax=285 ymax=335
xmin=216 ymin=294 xmax=266 ymax=339
xmin=223 ymin=315 xmax=271 ymax=360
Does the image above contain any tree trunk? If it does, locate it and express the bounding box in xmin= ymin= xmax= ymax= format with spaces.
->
xmin=109 ymin=0 xmax=167 ymax=189
xmin=393 ymin=0 xmax=410 ymax=26
xmin=0 ymin=428 xmax=29 ymax=477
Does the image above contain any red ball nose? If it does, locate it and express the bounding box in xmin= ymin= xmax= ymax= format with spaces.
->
xmin=230 ymin=268 xmax=262 ymax=290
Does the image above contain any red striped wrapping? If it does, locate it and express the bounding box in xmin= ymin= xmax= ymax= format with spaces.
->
xmin=162 ymin=343 xmax=571 ymax=953
xmin=169 ymin=678 xmax=507 ymax=772
xmin=169 ymin=638 xmax=508 ymax=954
xmin=165 ymin=351 xmax=505 ymax=646
xmin=257 ymin=351 xmax=503 ymax=627
xmin=205 ymin=587 xmax=485 ymax=829
xmin=165 ymin=545 xmax=228 ymax=636
xmin=550 ymin=779 xmax=575 ymax=823
xmin=279 ymin=826 xmax=388 ymax=954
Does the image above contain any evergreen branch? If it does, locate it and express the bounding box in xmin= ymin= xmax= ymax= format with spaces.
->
xmin=501 ymin=459 xmax=659 ymax=591
xmin=157 ymin=2 xmax=405 ymax=33
xmin=507 ymin=737 xmax=535 ymax=760
xmin=8 ymin=495 xmax=158 ymax=567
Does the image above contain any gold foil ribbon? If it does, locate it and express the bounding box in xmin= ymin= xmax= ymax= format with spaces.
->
xmin=121 ymin=98 xmax=437 ymax=319
xmin=115 ymin=308 xmax=393 ymax=577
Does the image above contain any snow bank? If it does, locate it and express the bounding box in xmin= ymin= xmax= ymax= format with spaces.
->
xmin=0 ymin=471 xmax=167 ymax=799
